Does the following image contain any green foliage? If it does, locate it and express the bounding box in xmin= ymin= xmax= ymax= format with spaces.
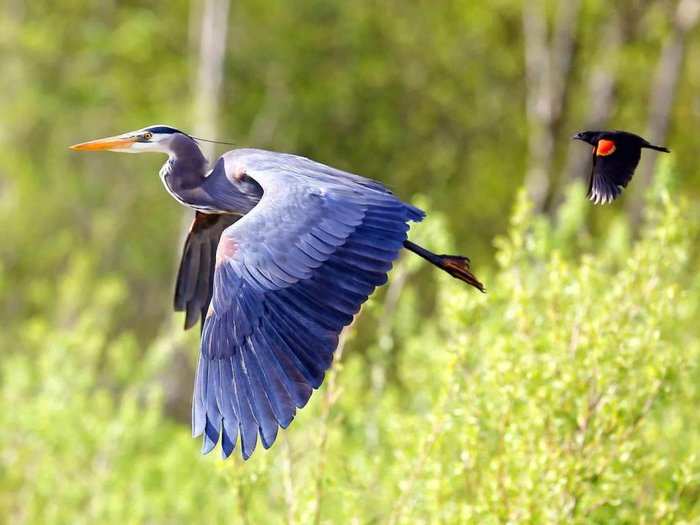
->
xmin=410 ymin=180 xmax=700 ymax=523
xmin=3 ymin=175 xmax=699 ymax=523
xmin=3 ymin=2 xmax=700 ymax=523
xmin=3 ymin=0 xmax=700 ymax=343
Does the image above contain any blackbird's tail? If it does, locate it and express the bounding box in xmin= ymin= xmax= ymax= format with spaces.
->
xmin=644 ymin=143 xmax=670 ymax=153
xmin=403 ymin=240 xmax=485 ymax=293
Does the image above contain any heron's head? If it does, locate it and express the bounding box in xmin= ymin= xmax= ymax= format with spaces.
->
xmin=70 ymin=125 xmax=189 ymax=154
xmin=571 ymin=130 xmax=601 ymax=146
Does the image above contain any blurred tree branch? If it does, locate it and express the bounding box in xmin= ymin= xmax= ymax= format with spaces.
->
xmin=629 ymin=0 xmax=700 ymax=223
xmin=161 ymin=0 xmax=231 ymax=423
xmin=522 ymin=0 xmax=582 ymax=212
xmin=560 ymin=10 xmax=627 ymax=199
xmin=193 ymin=0 xmax=231 ymax=158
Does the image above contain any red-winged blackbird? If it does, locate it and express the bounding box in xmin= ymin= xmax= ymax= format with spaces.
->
xmin=572 ymin=130 xmax=670 ymax=204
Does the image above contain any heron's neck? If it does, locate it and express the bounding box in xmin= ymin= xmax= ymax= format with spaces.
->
xmin=160 ymin=134 xmax=208 ymax=192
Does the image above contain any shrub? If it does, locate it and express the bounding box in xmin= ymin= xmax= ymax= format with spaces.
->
xmin=2 ymin=173 xmax=699 ymax=523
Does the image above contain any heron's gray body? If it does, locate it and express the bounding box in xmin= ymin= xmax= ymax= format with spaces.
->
xmin=159 ymin=133 xmax=399 ymax=217
xmin=70 ymin=125 xmax=483 ymax=460
xmin=164 ymin=141 xmax=426 ymax=458
xmin=157 ymin=135 xmax=261 ymax=214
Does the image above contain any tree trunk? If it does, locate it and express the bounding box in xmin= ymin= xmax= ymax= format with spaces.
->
xmin=192 ymin=0 xmax=231 ymax=158
xmin=560 ymin=11 xmax=624 ymax=196
xmin=161 ymin=0 xmax=232 ymax=424
xmin=522 ymin=0 xmax=581 ymax=212
xmin=628 ymin=0 xmax=700 ymax=222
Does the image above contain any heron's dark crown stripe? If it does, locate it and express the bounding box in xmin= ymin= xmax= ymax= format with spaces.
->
xmin=145 ymin=125 xmax=183 ymax=135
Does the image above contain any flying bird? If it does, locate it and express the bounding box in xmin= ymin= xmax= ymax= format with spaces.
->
xmin=70 ymin=125 xmax=484 ymax=459
xmin=572 ymin=130 xmax=670 ymax=204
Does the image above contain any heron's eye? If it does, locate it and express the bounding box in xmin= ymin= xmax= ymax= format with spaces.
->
xmin=142 ymin=132 xmax=153 ymax=141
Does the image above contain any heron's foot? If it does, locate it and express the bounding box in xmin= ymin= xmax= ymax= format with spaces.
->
xmin=438 ymin=255 xmax=485 ymax=293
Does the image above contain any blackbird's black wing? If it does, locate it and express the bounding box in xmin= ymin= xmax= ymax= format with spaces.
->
xmin=587 ymin=143 xmax=641 ymax=204
xmin=174 ymin=212 xmax=242 ymax=330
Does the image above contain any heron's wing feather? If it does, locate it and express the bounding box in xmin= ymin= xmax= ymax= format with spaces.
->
xmin=270 ymin=150 xmax=395 ymax=194
xmin=174 ymin=213 xmax=241 ymax=330
xmin=193 ymin=154 xmax=424 ymax=459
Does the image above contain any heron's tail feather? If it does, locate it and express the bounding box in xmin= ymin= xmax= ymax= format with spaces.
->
xmin=403 ymin=240 xmax=485 ymax=293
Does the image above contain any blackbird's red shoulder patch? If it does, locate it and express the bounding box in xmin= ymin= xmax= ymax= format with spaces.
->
xmin=596 ymin=139 xmax=616 ymax=156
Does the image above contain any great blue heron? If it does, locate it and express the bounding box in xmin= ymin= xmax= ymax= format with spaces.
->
xmin=70 ymin=125 xmax=484 ymax=460
xmin=572 ymin=130 xmax=670 ymax=204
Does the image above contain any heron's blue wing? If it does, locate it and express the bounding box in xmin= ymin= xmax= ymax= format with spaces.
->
xmin=174 ymin=213 xmax=241 ymax=330
xmin=192 ymin=152 xmax=424 ymax=459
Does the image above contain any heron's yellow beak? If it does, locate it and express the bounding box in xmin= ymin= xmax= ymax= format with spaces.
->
xmin=69 ymin=135 xmax=136 ymax=151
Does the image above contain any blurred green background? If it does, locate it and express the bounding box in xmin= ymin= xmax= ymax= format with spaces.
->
xmin=2 ymin=0 xmax=700 ymax=523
